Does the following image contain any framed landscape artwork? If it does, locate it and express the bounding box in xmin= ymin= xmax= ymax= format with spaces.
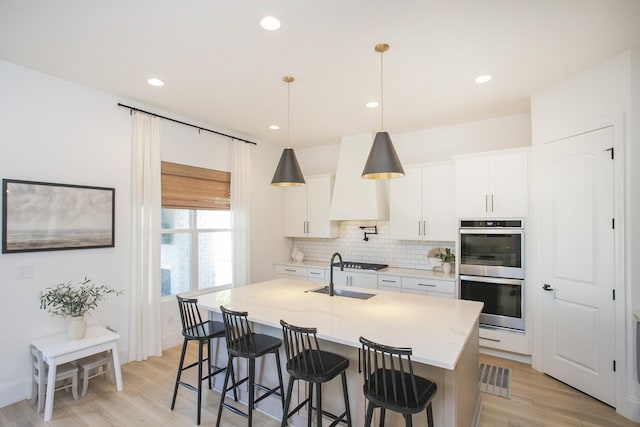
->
xmin=2 ymin=179 xmax=115 ymax=253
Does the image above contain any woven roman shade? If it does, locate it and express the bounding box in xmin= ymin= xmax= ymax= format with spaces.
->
xmin=161 ymin=161 xmax=230 ymax=210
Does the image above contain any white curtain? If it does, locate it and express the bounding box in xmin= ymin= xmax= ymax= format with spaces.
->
xmin=231 ymin=140 xmax=252 ymax=287
xmin=128 ymin=111 xmax=163 ymax=361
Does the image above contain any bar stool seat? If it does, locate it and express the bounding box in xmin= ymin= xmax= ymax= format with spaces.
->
xmin=216 ymin=305 xmax=285 ymax=427
xmin=359 ymin=336 xmax=437 ymax=427
xmin=280 ymin=320 xmax=351 ymax=427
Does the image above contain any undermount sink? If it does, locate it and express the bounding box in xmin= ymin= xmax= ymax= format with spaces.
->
xmin=308 ymin=286 xmax=375 ymax=300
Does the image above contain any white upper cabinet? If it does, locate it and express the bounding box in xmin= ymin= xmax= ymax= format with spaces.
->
xmin=285 ymin=174 xmax=339 ymax=238
xmin=455 ymin=150 xmax=528 ymax=218
xmin=390 ymin=162 xmax=456 ymax=241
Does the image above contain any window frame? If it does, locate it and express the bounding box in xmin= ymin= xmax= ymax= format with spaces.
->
xmin=161 ymin=208 xmax=233 ymax=300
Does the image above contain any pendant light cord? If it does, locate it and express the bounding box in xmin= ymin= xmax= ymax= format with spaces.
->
xmin=287 ymin=80 xmax=291 ymax=148
xmin=380 ymin=48 xmax=384 ymax=131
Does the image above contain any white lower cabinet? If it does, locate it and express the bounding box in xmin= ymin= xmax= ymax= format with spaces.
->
xmin=478 ymin=327 xmax=529 ymax=355
xmin=377 ymin=274 xmax=401 ymax=292
xmin=307 ymin=268 xmax=326 ymax=283
xmin=401 ymin=276 xmax=455 ymax=298
xmin=332 ymin=271 xmax=377 ymax=289
xmin=274 ymin=264 xmax=307 ymax=279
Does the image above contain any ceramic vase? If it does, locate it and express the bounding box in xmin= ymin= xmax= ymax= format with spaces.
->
xmin=442 ymin=262 xmax=452 ymax=275
xmin=68 ymin=316 xmax=87 ymax=340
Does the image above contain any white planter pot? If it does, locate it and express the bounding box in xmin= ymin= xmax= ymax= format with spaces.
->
xmin=68 ymin=316 xmax=87 ymax=340
xmin=442 ymin=262 xmax=452 ymax=275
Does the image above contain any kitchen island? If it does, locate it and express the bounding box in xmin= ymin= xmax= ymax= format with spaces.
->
xmin=198 ymin=278 xmax=483 ymax=427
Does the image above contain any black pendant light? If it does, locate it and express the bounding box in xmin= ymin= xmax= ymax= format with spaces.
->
xmin=362 ymin=43 xmax=405 ymax=180
xmin=271 ymin=76 xmax=305 ymax=186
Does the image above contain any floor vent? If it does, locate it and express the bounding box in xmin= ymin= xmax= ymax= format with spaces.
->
xmin=479 ymin=363 xmax=511 ymax=399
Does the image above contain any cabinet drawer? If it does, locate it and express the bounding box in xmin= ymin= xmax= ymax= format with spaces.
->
xmin=377 ymin=274 xmax=401 ymax=289
xmin=274 ymin=264 xmax=307 ymax=278
xmin=402 ymin=277 xmax=455 ymax=295
xmin=307 ymin=268 xmax=326 ymax=282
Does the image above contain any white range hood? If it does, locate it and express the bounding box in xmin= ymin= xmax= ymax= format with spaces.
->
xmin=329 ymin=133 xmax=389 ymax=220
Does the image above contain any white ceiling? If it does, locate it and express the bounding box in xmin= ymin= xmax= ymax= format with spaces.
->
xmin=1 ymin=1 xmax=639 ymax=149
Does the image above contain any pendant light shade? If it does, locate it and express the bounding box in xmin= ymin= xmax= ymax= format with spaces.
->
xmin=362 ymin=43 xmax=405 ymax=180
xmin=271 ymin=76 xmax=306 ymax=186
xmin=271 ymin=147 xmax=305 ymax=186
xmin=362 ymin=131 xmax=405 ymax=179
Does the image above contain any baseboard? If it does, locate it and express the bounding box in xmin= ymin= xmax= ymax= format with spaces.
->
xmin=620 ymin=394 xmax=640 ymax=423
xmin=0 ymin=378 xmax=29 ymax=409
xmin=479 ymin=347 xmax=532 ymax=365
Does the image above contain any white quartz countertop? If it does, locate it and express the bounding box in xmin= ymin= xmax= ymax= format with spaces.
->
xmin=197 ymin=278 xmax=482 ymax=370
xmin=275 ymin=260 xmax=456 ymax=281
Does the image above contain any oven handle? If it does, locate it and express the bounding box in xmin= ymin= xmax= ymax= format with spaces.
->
xmin=459 ymin=228 xmax=524 ymax=235
xmin=459 ymin=275 xmax=523 ymax=286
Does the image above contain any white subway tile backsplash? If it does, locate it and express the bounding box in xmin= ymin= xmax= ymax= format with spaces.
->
xmin=290 ymin=221 xmax=454 ymax=270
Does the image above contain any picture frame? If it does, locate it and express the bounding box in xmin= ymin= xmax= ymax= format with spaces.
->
xmin=2 ymin=179 xmax=115 ymax=253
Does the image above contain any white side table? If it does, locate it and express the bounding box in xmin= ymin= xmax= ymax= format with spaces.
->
xmin=31 ymin=325 xmax=123 ymax=421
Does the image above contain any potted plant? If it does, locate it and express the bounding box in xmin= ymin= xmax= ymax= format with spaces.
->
xmin=434 ymin=248 xmax=455 ymax=274
xmin=39 ymin=278 xmax=122 ymax=339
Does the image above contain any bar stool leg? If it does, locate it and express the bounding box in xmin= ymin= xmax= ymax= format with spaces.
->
xmin=379 ymin=408 xmax=386 ymax=427
xmin=404 ymin=413 xmax=412 ymax=427
xmin=426 ymin=403 xmax=434 ymax=427
xmin=171 ymin=339 xmax=189 ymax=410
xmin=274 ymin=350 xmax=285 ymax=410
xmin=315 ymin=383 xmax=322 ymax=427
xmin=364 ymin=402 xmax=374 ymax=427
xmin=216 ymin=355 xmax=234 ymax=427
xmin=197 ymin=340 xmax=204 ymax=425
xmin=281 ymin=376 xmax=295 ymax=427
xmin=248 ymin=358 xmax=256 ymax=427
xmin=307 ymin=384 xmax=314 ymax=427
xmin=341 ymin=371 xmax=352 ymax=427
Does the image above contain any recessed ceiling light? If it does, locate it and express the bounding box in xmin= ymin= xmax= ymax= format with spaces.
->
xmin=475 ymin=75 xmax=492 ymax=84
xmin=260 ymin=16 xmax=281 ymax=31
xmin=366 ymin=101 xmax=379 ymax=108
xmin=147 ymin=78 xmax=164 ymax=87
xmin=269 ymin=124 xmax=280 ymax=130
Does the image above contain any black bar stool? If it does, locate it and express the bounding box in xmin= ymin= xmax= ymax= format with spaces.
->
xmin=359 ymin=336 xmax=437 ymax=427
xmin=280 ymin=320 xmax=351 ymax=427
xmin=170 ymin=295 xmax=237 ymax=425
xmin=216 ymin=306 xmax=285 ymax=427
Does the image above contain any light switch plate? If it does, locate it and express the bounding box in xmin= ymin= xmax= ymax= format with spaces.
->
xmin=17 ymin=265 xmax=35 ymax=279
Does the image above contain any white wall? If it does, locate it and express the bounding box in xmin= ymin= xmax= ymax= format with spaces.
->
xmin=0 ymin=60 xmax=132 ymax=407
xmin=530 ymin=49 xmax=640 ymax=422
xmin=0 ymin=60 xmax=290 ymax=407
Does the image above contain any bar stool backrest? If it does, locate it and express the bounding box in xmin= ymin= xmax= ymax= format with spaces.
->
xmin=220 ymin=305 xmax=255 ymax=354
xmin=177 ymin=295 xmax=206 ymax=337
xmin=359 ymin=336 xmax=419 ymax=408
xmin=280 ymin=320 xmax=326 ymax=376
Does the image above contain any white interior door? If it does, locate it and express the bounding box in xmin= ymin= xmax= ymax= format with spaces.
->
xmin=540 ymin=126 xmax=616 ymax=406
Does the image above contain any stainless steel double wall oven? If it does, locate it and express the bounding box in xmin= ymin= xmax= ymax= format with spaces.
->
xmin=458 ymin=219 xmax=525 ymax=331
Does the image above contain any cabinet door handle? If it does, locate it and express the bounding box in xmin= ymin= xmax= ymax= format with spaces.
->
xmin=418 ymin=221 xmax=421 ymax=236
xmin=309 ymin=272 xmax=321 ymax=276
xmin=491 ymin=194 xmax=494 ymax=212
xmin=382 ymin=279 xmax=397 ymax=283
xmin=285 ymin=269 xmax=296 ymax=272
xmin=423 ymin=220 xmax=426 ymax=237
xmin=480 ymin=336 xmax=501 ymax=343
xmin=485 ymin=194 xmax=488 ymax=212
xmin=418 ymin=283 xmax=436 ymax=287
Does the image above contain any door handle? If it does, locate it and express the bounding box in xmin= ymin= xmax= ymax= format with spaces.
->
xmin=542 ymin=284 xmax=554 ymax=291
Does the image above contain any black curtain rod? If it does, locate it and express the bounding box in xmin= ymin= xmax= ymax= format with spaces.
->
xmin=117 ymin=103 xmax=257 ymax=145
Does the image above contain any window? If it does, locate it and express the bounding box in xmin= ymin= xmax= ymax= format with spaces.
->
xmin=160 ymin=162 xmax=232 ymax=297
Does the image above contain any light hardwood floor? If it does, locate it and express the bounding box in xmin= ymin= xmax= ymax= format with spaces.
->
xmin=1 ymin=346 xmax=637 ymax=426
